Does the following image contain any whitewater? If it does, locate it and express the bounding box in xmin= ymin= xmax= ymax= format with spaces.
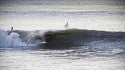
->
xmin=0 ymin=29 xmax=48 ymax=49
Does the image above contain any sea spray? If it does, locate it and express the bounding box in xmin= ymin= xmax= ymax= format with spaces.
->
xmin=25 ymin=30 xmax=47 ymax=45
xmin=6 ymin=32 xmax=27 ymax=47
xmin=0 ymin=30 xmax=47 ymax=48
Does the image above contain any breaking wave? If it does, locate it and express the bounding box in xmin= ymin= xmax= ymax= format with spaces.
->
xmin=0 ymin=30 xmax=47 ymax=49
xmin=0 ymin=29 xmax=125 ymax=55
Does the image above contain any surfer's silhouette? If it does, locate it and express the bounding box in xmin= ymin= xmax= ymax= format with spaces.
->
xmin=11 ymin=27 xmax=13 ymax=31
xmin=8 ymin=27 xmax=14 ymax=35
xmin=64 ymin=22 xmax=69 ymax=29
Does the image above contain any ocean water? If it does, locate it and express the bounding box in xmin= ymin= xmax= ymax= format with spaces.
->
xmin=0 ymin=29 xmax=125 ymax=70
xmin=0 ymin=48 xmax=125 ymax=70
xmin=0 ymin=0 xmax=125 ymax=70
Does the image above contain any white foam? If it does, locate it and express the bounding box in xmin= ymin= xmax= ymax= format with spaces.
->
xmin=6 ymin=32 xmax=27 ymax=47
xmin=0 ymin=30 xmax=47 ymax=48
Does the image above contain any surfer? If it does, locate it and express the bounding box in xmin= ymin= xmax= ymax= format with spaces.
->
xmin=64 ymin=22 xmax=69 ymax=29
xmin=11 ymin=27 xmax=13 ymax=31
xmin=8 ymin=27 xmax=14 ymax=35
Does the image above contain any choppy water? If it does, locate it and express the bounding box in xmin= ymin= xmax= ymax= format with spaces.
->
xmin=0 ymin=48 xmax=125 ymax=70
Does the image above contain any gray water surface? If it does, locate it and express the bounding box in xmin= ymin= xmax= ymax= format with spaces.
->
xmin=0 ymin=48 xmax=125 ymax=70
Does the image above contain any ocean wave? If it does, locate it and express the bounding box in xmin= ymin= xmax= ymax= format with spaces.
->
xmin=0 ymin=29 xmax=125 ymax=51
xmin=44 ymin=29 xmax=125 ymax=49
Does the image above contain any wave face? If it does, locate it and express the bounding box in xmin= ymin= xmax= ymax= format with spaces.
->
xmin=44 ymin=29 xmax=125 ymax=49
xmin=42 ymin=29 xmax=125 ymax=56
